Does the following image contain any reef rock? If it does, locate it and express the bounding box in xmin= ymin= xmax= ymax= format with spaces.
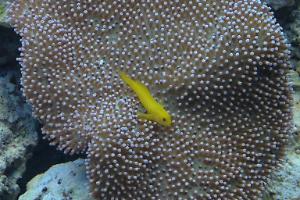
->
xmin=264 ymin=0 xmax=295 ymax=10
xmin=291 ymin=71 xmax=300 ymax=130
xmin=262 ymin=70 xmax=300 ymax=199
xmin=287 ymin=2 xmax=300 ymax=64
xmin=267 ymin=153 xmax=300 ymax=200
xmin=0 ymin=0 xmax=12 ymax=26
xmin=18 ymin=159 xmax=93 ymax=200
xmin=0 ymin=72 xmax=37 ymax=200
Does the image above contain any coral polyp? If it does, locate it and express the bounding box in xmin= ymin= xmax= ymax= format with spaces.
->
xmin=9 ymin=0 xmax=292 ymax=199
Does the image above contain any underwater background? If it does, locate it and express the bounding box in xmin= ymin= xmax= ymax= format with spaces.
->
xmin=0 ymin=0 xmax=300 ymax=199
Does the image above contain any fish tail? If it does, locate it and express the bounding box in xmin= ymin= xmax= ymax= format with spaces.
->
xmin=118 ymin=70 xmax=138 ymax=90
xmin=119 ymin=70 xmax=130 ymax=83
xmin=118 ymin=70 xmax=153 ymax=106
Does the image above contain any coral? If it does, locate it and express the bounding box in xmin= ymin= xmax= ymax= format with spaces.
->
xmin=19 ymin=159 xmax=93 ymax=200
xmin=0 ymin=72 xmax=37 ymax=200
xmin=9 ymin=0 xmax=293 ymax=199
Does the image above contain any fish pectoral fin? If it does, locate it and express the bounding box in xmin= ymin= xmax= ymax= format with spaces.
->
xmin=137 ymin=112 xmax=154 ymax=121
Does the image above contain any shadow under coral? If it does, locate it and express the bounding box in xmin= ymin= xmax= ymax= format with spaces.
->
xmin=17 ymin=125 xmax=83 ymax=196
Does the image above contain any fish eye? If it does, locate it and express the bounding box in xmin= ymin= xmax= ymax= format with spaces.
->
xmin=162 ymin=118 xmax=166 ymax=122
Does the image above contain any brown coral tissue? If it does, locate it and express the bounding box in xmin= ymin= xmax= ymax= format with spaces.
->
xmin=9 ymin=0 xmax=293 ymax=199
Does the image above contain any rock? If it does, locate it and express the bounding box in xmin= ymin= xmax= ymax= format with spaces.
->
xmin=0 ymin=4 xmax=37 ymax=198
xmin=263 ymin=0 xmax=295 ymax=10
xmin=18 ymin=159 xmax=94 ymax=200
xmin=284 ymin=2 xmax=300 ymax=64
xmin=0 ymin=0 xmax=13 ymax=27
xmin=291 ymin=71 xmax=300 ymax=130
xmin=0 ymin=72 xmax=38 ymax=200
xmin=263 ymin=70 xmax=300 ymax=199
xmin=266 ymin=153 xmax=300 ymax=200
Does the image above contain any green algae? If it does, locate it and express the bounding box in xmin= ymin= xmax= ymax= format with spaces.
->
xmin=0 ymin=4 xmax=6 ymax=21
xmin=0 ymin=2 xmax=10 ymax=26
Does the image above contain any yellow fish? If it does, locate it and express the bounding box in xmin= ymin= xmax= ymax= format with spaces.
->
xmin=119 ymin=71 xmax=172 ymax=127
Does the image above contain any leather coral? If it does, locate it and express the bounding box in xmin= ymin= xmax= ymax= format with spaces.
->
xmin=9 ymin=0 xmax=293 ymax=199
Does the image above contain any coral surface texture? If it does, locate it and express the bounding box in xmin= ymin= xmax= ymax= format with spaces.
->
xmin=9 ymin=0 xmax=293 ymax=199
